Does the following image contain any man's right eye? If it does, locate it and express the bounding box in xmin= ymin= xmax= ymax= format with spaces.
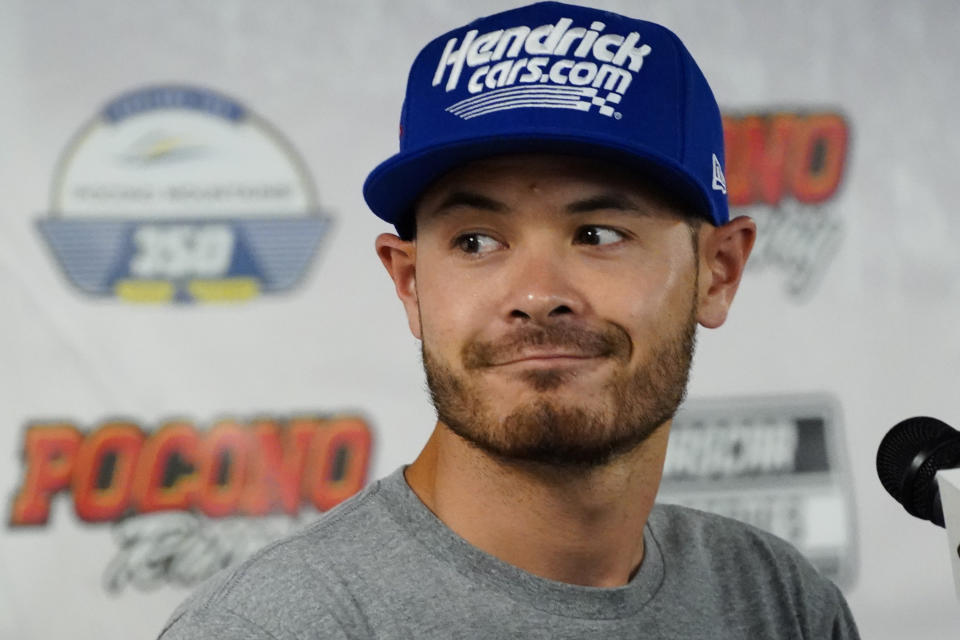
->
xmin=454 ymin=233 xmax=502 ymax=255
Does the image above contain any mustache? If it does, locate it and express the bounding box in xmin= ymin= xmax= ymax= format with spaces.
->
xmin=462 ymin=322 xmax=632 ymax=369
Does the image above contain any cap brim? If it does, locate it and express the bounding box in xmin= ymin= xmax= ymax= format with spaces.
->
xmin=363 ymin=131 xmax=720 ymax=230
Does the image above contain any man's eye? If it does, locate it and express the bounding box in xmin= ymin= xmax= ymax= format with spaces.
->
xmin=574 ymin=226 xmax=625 ymax=246
xmin=455 ymin=233 xmax=502 ymax=255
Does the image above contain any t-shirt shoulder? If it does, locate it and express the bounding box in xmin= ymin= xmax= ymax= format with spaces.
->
xmin=650 ymin=501 xmax=812 ymax=564
xmin=650 ymin=501 xmax=828 ymax=587
xmin=160 ymin=478 xmax=390 ymax=638
xmin=649 ymin=502 xmax=855 ymax=638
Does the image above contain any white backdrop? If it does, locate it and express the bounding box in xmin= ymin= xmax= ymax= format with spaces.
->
xmin=2 ymin=1 xmax=960 ymax=638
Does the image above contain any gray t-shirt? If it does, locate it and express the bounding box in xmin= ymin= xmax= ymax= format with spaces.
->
xmin=159 ymin=467 xmax=859 ymax=639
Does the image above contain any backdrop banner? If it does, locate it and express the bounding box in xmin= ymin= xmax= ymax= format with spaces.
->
xmin=2 ymin=1 xmax=959 ymax=638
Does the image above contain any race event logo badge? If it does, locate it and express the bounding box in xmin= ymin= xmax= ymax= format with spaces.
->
xmin=8 ymin=413 xmax=373 ymax=593
xmin=37 ymin=85 xmax=331 ymax=303
xmin=435 ymin=17 xmax=650 ymax=120
xmin=660 ymin=394 xmax=857 ymax=587
xmin=723 ymin=111 xmax=850 ymax=300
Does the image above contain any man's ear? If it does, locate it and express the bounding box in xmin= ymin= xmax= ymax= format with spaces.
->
xmin=696 ymin=216 xmax=757 ymax=329
xmin=375 ymin=233 xmax=422 ymax=339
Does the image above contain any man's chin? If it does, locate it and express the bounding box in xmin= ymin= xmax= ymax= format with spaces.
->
xmin=449 ymin=427 xmax=634 ymax=470
xmin=441 ymin=400 xmax=638 ymax=470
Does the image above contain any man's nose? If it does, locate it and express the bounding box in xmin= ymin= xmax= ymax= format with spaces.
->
xmin=501 ymin=249 xmax=586 ymax=324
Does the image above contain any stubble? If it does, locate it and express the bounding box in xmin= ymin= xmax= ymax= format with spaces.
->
xmin=421 ymin=290 xmax=698 ymax=469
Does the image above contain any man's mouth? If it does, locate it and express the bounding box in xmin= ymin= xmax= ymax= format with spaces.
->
xmin=462 ymin=323 xmax=631 ymax=370
xmin=489 ymin=351 xmax=606 ymax=367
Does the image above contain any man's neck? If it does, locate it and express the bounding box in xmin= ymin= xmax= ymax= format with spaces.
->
xmin=404 ymin=423 xmax=669 ymax=587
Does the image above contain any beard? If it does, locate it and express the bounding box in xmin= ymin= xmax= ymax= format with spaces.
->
xmin=422 ymin=290 xmax=698 ymax=470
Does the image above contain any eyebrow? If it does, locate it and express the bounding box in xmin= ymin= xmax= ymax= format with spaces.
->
xmin=427 ymin=191 xmax=509 ymax=218
xmin=424 ymin=189 xmax=651 ymax=219
xmin=565 ymin=192 xmax=646 ymax=215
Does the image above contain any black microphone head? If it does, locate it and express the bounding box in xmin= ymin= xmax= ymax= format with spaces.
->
xmin=876 ymin=416 xmax=960 ymax=526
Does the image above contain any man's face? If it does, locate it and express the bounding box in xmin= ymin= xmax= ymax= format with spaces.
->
xmin=408 ymin=154 xmax=702 ymax=468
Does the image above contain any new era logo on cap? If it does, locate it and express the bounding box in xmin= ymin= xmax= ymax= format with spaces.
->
xmin=364 ymin=2 xmax=730 ymax=229
xmin=712 ymin=153 xmax=727 ymax=194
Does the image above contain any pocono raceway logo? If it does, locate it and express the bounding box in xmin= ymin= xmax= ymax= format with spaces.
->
xmin=434 ymin=17 xmax=650 ymax=120
xmin=7 ymin=414 xmax=373 ymax=593
xmin=659 ymin=394 xmax=857 ymax=587
xmin=37 ymin=85 xmax=332 ymax=304
xmin=723 ymin=111 xmax=850 ymax=300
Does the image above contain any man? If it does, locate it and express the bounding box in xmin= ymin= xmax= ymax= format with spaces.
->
xmin=160 ymin=2 xmax=860 ymax=638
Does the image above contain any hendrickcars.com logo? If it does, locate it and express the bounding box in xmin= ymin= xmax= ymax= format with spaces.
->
xmin=435 ymin=16 xmax=651 ymax=120
xmin=37 ymin=85 xmax=331 ymax=304
xmin=8 ymin=414 xmax=373 ymax=592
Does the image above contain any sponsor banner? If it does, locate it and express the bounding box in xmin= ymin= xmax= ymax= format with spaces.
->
xmin=7 ymin=414 xmax=374 ymax=593
xmin=723 ymin=111 xmax=850 ymax=300
xmin=659 ymin=394 xmax=856 ymax=587
xmin=37 ymin=85 xmax=332 ymax=303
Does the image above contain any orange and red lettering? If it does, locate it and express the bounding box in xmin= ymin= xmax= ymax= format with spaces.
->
xmin=305 ymin=418 xmax=373 ymax=512
xmin=723 ymin=111 xmax=848 ymax=207
xmin=72 ymin=422 xmax=144 ymax=522
xmin=789 ymin=113 xmax=848 ymax=204
xmin=241 ymin=419 xmax=315 ymax=516
xmin=9 ymin=424 xmax=82 ymax=525
xmin=10 ymin=414 xmax=375 ymax=525
xmin=132 ymin=421 xmax=199 ymax=513
xmin=196 ymin=420 xmax=251 ymax=518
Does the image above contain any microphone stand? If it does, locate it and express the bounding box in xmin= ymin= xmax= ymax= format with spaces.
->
xmin=938 ymin=468 xmax=960 ymax=600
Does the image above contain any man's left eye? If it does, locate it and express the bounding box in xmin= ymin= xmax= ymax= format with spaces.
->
xmin=574 ymin=226 xmax=625 ymax=246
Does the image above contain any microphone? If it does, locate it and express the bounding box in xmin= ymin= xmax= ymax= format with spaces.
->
xmin=876 ymin=416 xmax=960 ymax=527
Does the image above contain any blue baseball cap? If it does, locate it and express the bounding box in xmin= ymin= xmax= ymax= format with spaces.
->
xmin=363 ymin=1 xmax=729 ymax=232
